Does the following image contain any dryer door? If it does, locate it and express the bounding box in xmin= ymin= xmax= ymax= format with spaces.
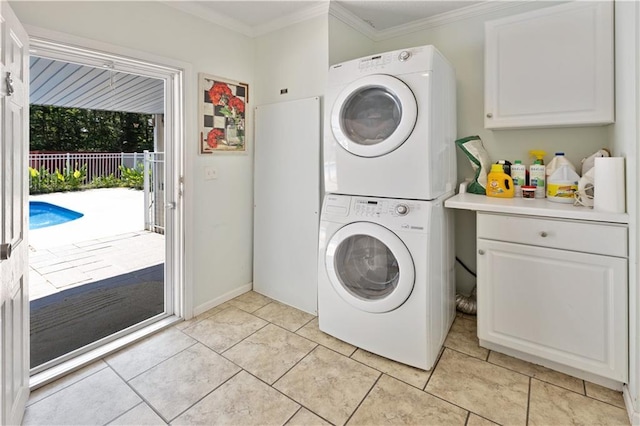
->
xmin=330 ymin=75 xmax=418 ymax=158
xmin=325 ymin=222 xmax=415 ymax=313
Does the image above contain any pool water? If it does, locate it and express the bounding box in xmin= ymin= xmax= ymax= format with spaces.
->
xmin=29 ymin=201 xmax=84 ymax=230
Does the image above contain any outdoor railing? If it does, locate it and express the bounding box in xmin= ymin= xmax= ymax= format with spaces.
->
xmin=143 ymin=151 xmax=165 ymax=234
xmin=29 ymin=152 xmax=147 ymax=181
xmin=28 ymin=151 xmax=165 ymax=233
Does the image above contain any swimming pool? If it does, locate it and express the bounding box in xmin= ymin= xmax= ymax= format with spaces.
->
xmin=29 ymin=201 xmax=84 ymax=230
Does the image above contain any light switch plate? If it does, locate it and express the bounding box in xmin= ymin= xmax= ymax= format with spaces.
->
xmin=204 ymin=166 xmax=217 ymax=180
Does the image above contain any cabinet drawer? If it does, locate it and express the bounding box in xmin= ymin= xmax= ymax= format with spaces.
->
xmin=477 ymin=213 xmax=627 ymax=257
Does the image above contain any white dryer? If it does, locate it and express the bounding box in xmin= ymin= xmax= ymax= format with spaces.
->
xmin=318 ymin=194 xmax=455 ymax=370
xmin=324 ymin=45 xmax=457 ymax=201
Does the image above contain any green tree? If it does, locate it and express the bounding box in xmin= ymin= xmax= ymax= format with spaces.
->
xmin=29 ymin=105 xmax=154 ymax=152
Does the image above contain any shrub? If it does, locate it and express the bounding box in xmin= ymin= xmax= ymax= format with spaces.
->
xmin=89 ymin=174 xmax=123 ymax=189
xmin=29 ymin=165 xmax=86 ymax=194
xmin=119 ymin=164 xmax=145 ymax=190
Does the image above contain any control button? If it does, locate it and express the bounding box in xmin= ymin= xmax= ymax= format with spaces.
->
xmin=395 ymin=204 xmax=409 ymax=216
xmin=398 ymin=51 xmax=411 ymax=62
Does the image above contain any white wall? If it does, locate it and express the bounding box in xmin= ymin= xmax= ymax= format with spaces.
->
xmin=254 ymin=15 xmax=328 ymax=107
xmin=328 ymin=15 xmax=376 ymax=66
xmin=11 ymin=1 xmax=256 ymax=311
xmin=368 ymin=2 xmax=612 ymax=294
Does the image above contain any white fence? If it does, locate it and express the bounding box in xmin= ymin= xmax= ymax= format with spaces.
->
xmin=143 ymin=151 xmax=165 ymax=234
xmin=29 ymin=152 xmax=147 ymax=181
xmin=28 ymin=151 xmax=164 ymax=232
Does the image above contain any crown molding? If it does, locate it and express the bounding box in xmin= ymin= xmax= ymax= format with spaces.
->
xmin=378 ymin=1 xmax=533 ymax=40
xmin=332 ymin=1 xmax=535 ymax=42
xmin=162 ymin=1 xmax=329 ymax=38
xmin=253 ymin=2 xmax=330 ymax=37
xmin=161 ymin=1 xmax=254 ymax=37
xmin=329 ymin=2 xmax=377 ymax=41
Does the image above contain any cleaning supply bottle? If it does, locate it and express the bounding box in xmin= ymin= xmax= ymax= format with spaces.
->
xmin=547 ymin=165 xmax=580 ymax=203
xmin=529 ymin=150 xmax=547 ymax=198
xmin=486 ymin=164 xmax=514 ymax=198
xmin=511 ymin=160 xmax=526 ymax=197
xmin=546 ymin=152 xmax=576 ymax=182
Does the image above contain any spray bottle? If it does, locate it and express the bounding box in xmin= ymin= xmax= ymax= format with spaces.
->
xmin=529 ymin=150 xmax=546 ymax=199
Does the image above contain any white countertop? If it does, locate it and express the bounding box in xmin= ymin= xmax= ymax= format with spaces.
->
xmin=445 ymin=193 xmax=629 ymax=224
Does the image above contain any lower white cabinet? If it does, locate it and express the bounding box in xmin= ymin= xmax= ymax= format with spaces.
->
xmin=477 ymin=212 xmax=628 ymax=382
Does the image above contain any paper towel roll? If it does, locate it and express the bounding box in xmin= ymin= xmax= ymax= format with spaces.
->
xmin=594 ymin=157 xmax=625 ymax=213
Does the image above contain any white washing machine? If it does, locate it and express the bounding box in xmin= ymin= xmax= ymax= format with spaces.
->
xmin=324 ymin=45 xmax=457 ymax=201
xmin=318 ymin=194 xmax=455 ymax=370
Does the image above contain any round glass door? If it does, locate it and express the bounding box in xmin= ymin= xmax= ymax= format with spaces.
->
xmin=330 ymin=75 xmax=417 ymax=158
xmin=325 ymin=222 xmax=415 ymax=313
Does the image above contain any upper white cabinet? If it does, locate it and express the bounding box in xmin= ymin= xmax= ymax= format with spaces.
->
xmin=484 ymin=2 xmax=614 ymax=129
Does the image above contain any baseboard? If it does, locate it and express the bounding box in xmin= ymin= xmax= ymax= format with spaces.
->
xmin=192 ymin=282 xmax=252 ymax=316
xmin=479 ymin=339 xmax=624 ymax=391
xmin=623 ymin=386 xmax=640 ymax=425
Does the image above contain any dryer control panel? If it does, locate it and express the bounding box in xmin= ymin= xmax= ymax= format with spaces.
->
xmin=353 ymin=198 xmax=418 ymax=218
xmin=357 ymin=53 xmax=392 ymax=71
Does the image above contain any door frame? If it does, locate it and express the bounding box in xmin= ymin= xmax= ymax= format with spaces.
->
xmin=25 ymin=27 xmax=189 ymax=388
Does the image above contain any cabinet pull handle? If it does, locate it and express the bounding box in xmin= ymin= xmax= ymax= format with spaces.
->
xmin=486 ymin=113 xmax=493 ymax=118
xmin=539 ymin=231 xmax=548 ymax=237
xmin=478 ymin=249 xmax=485 ymax=255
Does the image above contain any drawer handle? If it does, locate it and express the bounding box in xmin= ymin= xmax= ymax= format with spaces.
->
xmin=478 ymin=249 xmax=485 ymax=255
xmin=539 ymin=231 xmax=548 ymax=238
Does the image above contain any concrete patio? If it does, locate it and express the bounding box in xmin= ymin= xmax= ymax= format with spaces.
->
xmin=28 ymin=188 xmax=165 ymax=301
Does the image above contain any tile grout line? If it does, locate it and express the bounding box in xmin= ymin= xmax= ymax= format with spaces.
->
xmin=526 ymin=377 xmax=532 ymax=425
xmin=167 ymin=369 xmax=245 ymax=424
xmin=209 ymin=311 xmax=335 ymax=425
xmin=105 ymin=356 xmax=172 ymax=424
xmin=109 ymin=336 xmax=199 ymax=383
xmin=343 ymin=372 xmax=383 ymax=426
xmin=26 ymin=364 xmax=109 ymax=409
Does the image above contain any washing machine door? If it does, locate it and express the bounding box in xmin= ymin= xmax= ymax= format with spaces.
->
xmin=325 ymin=222 xmax=415 ymax=313
xmin=330 ymin=75 xmax=418 ymax=158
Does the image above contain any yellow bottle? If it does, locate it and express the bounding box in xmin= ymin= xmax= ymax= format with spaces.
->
xmin=486 ymin=164 xmax=515 ymax=198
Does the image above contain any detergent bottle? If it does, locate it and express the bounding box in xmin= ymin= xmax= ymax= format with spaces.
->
xmin=529 ymin=150 xmax=547 ymax=198
xmin=511 ymin=160 xmax=526 ymax=197
xmin=486 ymin=164 xmax=514 ymax=198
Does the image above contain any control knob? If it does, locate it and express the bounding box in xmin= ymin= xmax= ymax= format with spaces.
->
xmin=398 ymin=51 xmax=411 ymax=62
xmin=395 ymin=204 xmax=409 ymax=216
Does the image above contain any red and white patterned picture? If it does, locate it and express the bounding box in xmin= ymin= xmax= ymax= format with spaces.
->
xmin=199 ymin=74 xmax=248 ymax=153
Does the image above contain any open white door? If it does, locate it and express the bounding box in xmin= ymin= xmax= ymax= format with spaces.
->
xmin=0 ymin=2 xmax=30 ymax=424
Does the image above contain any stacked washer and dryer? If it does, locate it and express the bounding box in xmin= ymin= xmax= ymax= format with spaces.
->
xmin=318 ymin=45 xmax=457 ymax=370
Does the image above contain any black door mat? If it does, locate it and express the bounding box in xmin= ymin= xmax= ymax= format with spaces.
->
xmin=30 ymin=263 xmax=164 ymax=367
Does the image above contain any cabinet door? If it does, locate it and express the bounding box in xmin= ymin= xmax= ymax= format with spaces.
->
xmin=477 ymin=239 xmax=627 ymax=382
xmin=484 ymin=1 xmax=613 ymax=129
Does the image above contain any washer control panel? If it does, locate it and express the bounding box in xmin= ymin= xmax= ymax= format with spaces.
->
xmin=322 ymin=195 xmax=431 ymax=233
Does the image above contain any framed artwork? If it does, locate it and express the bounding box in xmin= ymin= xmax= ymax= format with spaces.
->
xmin=199 ymin=73 xmax=249 ymax=154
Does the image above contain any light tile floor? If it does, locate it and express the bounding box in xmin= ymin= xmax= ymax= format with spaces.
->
xmin=23 ymin=291 xmax=631 ymax=426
